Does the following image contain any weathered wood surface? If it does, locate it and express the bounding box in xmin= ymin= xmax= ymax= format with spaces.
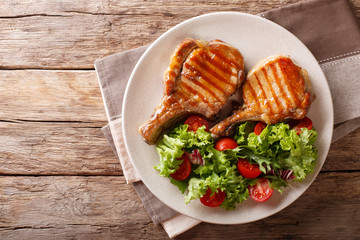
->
xmin=0 ymin=70 xmax=105 ymax=121
xmin=0 ymin=173 xmax=358 ymax=240
xmin=0 ymin=121 xmax=121 ymax=176
xmin=1 ymin=0 xmax=359 ymax=239
xmin=0 ymin=0 xmax=359 ymax=69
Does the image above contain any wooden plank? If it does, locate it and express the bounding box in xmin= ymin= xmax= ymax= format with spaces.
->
xmin=322 ymin=127 xmax=360 ymax=171
xmin=0 ymin=70 xmax=106 ymax=121
xmin=2 ymin=0 xmax=358 ymax=19
xmin=0 ymin=121 xmax=121 ymax=176
xmin=0 ymin=0 xmax=358 ymax=69
xmin=0 ymin=0 xmax=304 ymax=17
xmin=0 ymin=172 xmax=358 ymax=239
xmin=0 ymin=176 xmax=168 ymax=239
xmin=0 ymin=14 xmax=150 ymax=69
xmin=0 ymin=119 xmax=359 ymax=175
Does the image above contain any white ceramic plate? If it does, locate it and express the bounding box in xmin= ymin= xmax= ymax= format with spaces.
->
xmin=122 ymin=12 xmax=333 ymax=224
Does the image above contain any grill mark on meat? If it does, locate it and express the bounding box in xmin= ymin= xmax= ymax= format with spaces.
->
xmin=181 ymin=72 xmax=222 ymax=102
xmin=253 ymin=73 xmax=273 ymax=115
xmin=180 ymin=81 xmax=209 ymax=105
xmin=249 ymin=77 xmax=263 ymax=112
xmin=184 ymin=62 xmax=227 ymax=96
xmin=176 ymin=86 xmax=192 ymax=104
xmin=269 ymin=63 xmax=288 ymax=112
xmin=278 ymin=59 xmax=302 ymax=108
xmin=190 ymin=53 xmax=236 ymax=90
xmin=202 ymin=51 xmax=238 ymax=87
xmin=206 ymin=49 xmax=240 ymax=89
xmin=166 ymin=69 xmax=178 ymax=80
xmin=205 ymin=51 xmax=236 ymax=77
xmin=261 ymin=68 xmax=282 ymax=114
xmin=244 ymin=81 xmax=261 ymax=111
xmin=163 ymin=95 xmax=179 ymax=108
xmin=286 ymin=65 xmax=307 ymax=113
xmin=273 ymin=62 xmax=296 ymax=109
xmin=181 ymin=78 xmax=211 ymax=103
xmin=209 ymin=48 xmax=241 ymax=70
xmin=177 ymin=85 xmax=197 ymax=107
xmin=257 ymin=69 xmax=276 ymax=113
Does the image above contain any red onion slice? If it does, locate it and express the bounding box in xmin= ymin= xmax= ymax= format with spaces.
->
xmin=184 ymin=149 xmax=205 ymax=165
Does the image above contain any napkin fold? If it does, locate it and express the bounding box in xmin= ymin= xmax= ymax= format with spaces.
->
xmin=95 ymin=0 xmax=360 ymax=238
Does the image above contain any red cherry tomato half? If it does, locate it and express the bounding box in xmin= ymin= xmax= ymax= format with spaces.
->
xmin=289 ymin=116 xmax=313 ymax=135
xmin=185 ymin=115 xmax=209 ymax=132
xmin=248 ymin=178 xmax=274 ymax=202
xmin=170 ymin=154 xmax=191 ymax=181
xmin=254 ymin=122 xmax=267 ymax=135
xmin=200 ymin=187 xmax=226 ymax=207
xmin=215 ymin=138 xmax=238 ymax=151
xmin=237 ymin=158 xmax=262 ymax=179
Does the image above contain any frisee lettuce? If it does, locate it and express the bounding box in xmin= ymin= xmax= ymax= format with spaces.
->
xmin=234 ymin=122 xmax=318 ymax=181
xmin=155 ymin=124 xmax=213 ymax=176
xmin=155 ymin=121 xmax=318 ymax=210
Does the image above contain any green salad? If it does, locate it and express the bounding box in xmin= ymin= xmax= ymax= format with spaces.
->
xmin=155 ymin=116 xmax=318 ymax=210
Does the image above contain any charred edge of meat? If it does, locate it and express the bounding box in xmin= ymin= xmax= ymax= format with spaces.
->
xmin=139 ymin=114 xmax=187 ymax=145
xmin=163 ymin=38 xmax=200 ymax=96
xmin=210 ymin=122 xmax=238 ymax=139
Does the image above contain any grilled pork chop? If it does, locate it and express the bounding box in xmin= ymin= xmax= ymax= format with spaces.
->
xmin=211 ymin=55 xmax=314 ymax=137
xmin=139 ymin=38 xmax=245 ymax=144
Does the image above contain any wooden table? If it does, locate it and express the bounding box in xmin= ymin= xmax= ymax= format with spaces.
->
xmin=1 ymin=1 xmax=359 ymax=239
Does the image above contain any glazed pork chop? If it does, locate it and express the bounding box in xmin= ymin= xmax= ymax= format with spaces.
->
xmin=211 ymin=55 xmax=314 ymax=137
xmin=139 ymin=38 xmax=245 ymax=144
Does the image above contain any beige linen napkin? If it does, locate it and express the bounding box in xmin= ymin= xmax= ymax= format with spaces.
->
xmin=96 ymin=0 xmax=360 ymax=238
xmin=97 ymin=47 xmax=201 ymax=237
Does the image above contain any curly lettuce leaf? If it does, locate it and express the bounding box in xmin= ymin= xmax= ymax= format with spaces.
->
xmin=155 ymin=125 xmax=213 ymax=177
xmin=267 ymin=176 xmax=288 ymax=193
xmin=185 ymin=172 xmax=250 ymax=210
xmin=235 ymin=122 xmax=318 ymax=181
xmin=155 ymin=121 xmax=318 ymax=210
xmin=187 ymin=147 xmax=250 ymax=210
xmin=276 ymin=128 xmax=318 ymax=180
xmin=234 ymin=122 xmax=256 ymax=145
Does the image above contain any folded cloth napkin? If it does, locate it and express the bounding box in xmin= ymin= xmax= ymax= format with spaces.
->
xmin=95 ymin=0 xmax=360 ymax=238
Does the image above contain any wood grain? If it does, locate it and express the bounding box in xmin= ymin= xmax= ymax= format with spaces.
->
xmin=0 ymin=172 xmax=358 ymax=239
xmin=5 ymin=0 xmax=359 ymax=69
xmin=0 ymin=0 xmax=305 ymax=17
xmin=0 ymin=121 xmax=121 ymax=176
xmin=323 ymin=127 xmax=360 ymax=171
xmin=0 ymin=176 xmax=167 ymax=239
xmin=0 ymin=70 xmax=105 ymax=121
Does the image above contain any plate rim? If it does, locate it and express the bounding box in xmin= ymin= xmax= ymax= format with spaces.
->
xmin=122 ymin=11 xmax=334 ymax=224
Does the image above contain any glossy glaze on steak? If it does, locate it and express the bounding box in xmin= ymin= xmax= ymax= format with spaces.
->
xmin=139 ymin=38 xmax=245 ymax=144
xmin=211 ymin=55 xmax=314 ymax=137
